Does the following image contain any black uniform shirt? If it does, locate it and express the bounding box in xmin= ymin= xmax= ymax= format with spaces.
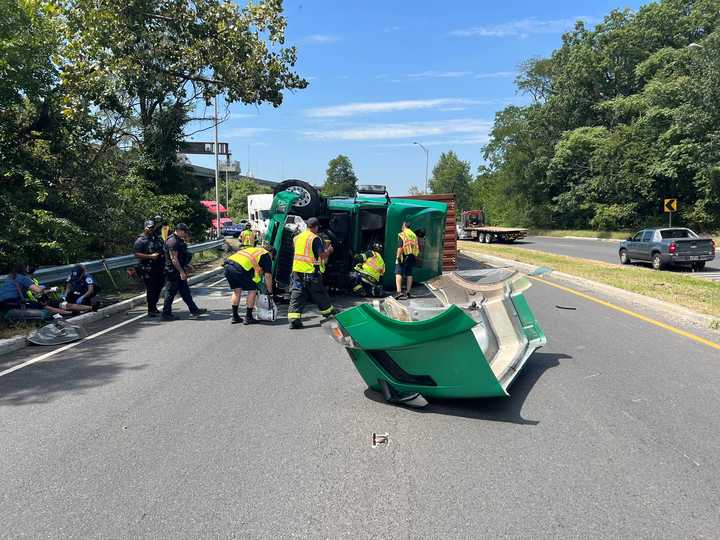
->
xmin=165 ymin=234 xmax=191 ymax=272
xmin=134 ymin=234 xmax=165 ymax=271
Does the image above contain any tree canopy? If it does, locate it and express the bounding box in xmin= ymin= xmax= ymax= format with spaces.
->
xmin=479 ymin=0 xmax=720 ymax=231
xmin=0 ymin=0 xmax=306 ymax=272
xmin=429 ymin=151 xmax=473 ymax=211
xmin=323 ymin=155 xmax=358 ymax=197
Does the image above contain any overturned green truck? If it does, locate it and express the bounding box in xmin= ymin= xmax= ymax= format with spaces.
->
xmin=263 ymin=181 xmax=448 ymax=291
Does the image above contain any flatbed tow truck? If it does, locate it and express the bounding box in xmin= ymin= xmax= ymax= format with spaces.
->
xmin=457 ymin=209 xmax=527 ymax=243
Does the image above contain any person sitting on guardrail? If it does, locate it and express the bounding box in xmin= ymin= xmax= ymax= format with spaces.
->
xmin=0 ymin=263 xmax=48 ymax=317
xmin=161 ymin=223 xmax=207 ymax=321
xmin=63 ymin=265 xmax=101 ymax=311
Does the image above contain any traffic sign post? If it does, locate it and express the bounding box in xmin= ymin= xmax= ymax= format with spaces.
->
xmin=664 ymin=198 xmax=678 ymax=227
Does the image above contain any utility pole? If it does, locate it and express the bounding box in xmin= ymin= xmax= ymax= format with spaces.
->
xmin=214 ymin=96 xmax=221 ymax=238
xmin=413 ymin=142 xmax=430 ymax=194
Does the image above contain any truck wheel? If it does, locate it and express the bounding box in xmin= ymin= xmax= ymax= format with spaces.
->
xmin=486 ymin=234 xmax=494 ymax=244
xmin=652 ymin=253 xmax=664 ymax=270
xmin=273 ymin=179 xmax=322 ymax=219
xmin=619 ymin=249 xmax=631 ymax=265
xmin=693 ymin=261 xmax=706 ymax=271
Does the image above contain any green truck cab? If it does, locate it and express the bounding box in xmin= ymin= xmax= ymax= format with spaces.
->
xmin=263 ymin=181 xmax=448 ymax=291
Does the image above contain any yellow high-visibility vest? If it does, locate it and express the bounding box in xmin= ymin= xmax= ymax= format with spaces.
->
xmin=240 ymin=229 xmax=255 ymax=247
xmin=292 ymin=230 xmax=320 ymax=274
xmin=357 ymin=251 xmax=385 ymax=282
xmin=228 ymin=247 xmax=268 ymax=283
xmin=399 ymin=229 xmax=420 ymax=256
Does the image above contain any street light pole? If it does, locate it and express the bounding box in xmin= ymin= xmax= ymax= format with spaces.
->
xmin=225 ymin=155 xmax=230 ymax=215
xmin=413 ymin=141 xmax=429 ymax=193
xmin=213 ymin=96 xmax=221 ymax=238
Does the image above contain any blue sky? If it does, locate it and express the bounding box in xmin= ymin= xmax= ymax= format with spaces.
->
xmin=188 ymin=0 xmax=645 ymax=195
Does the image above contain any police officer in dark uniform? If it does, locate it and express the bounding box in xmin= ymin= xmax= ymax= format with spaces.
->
xmin=162 ymin=223 xmax=207 ymax=320
xmin=134 ymin=219 xmax=166 ymax=316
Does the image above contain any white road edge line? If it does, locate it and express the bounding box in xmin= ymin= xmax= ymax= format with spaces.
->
xmin=0 ymin=276 xmax=228 ymax=379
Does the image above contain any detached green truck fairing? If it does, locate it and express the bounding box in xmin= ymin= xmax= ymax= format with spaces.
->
xmin=330 ymin=268 xmax=547 ymax=404
xmin=264 ymin=182 xmax=448 ymax=291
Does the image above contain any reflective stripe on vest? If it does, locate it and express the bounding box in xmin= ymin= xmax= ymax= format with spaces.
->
xmin=361 ymin=251 xmax=385 ymax=282
xmin=292 ymin=230 xmax=319 ymax=274
xmin=399 ymin=229 xmax=420 ymax=256
xmin=228 ymin=247 xmax=268 ymax=283
xmin=240 ymin=229 xmax=254 ymax=246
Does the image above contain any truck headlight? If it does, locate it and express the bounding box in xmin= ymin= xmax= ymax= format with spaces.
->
xmin=326 ymin=320 xmax=355 ymax=348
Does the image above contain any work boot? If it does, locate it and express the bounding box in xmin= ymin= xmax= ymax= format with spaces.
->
xmin=231 ymin=316 xmax=243 ymax=324
xmin=290 ymin=319 xmax=303 ymax=330
xmin=147 ymin=311 xmax=159 ymax=318
xmin=190 ymin=308 xmax=208 ymax=319
xmin=243 ymin=313 xmax=258 ymax=325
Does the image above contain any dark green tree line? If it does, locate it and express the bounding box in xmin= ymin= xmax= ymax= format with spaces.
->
xmin=479 ymin=0 xmax=720 ymax=231
xmin=0 ymin=0 xmax=306 ymax=272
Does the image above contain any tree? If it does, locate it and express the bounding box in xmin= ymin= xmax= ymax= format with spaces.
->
xmin=428 ymin=151 xmax=473 ymax=211
xmin=58 ymin=0 xmax=308 ymax=193
xmin=407 ymin=185 xmax=423 ymax=195
xmin=0 ymin=0 xmax=308 ymax=272
xmin=323 ymin=155 xmax=358 ymax=197
xmin=226 ymin=179 xmax=272 ymax=222
xmin=480 ymin=0 xmax=720 ymax=231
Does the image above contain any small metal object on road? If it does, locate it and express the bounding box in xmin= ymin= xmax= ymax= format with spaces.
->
xmin=555 ymin=305 xmax=577 ymax=310
xmin=372 ymin=433 xmax=389 ymax=448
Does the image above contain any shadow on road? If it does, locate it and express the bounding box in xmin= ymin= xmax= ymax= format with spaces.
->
xmin=364 ymin=351 xmax=570 ymax=426
xmin=0 ymin=322 xmax=153 ymax=407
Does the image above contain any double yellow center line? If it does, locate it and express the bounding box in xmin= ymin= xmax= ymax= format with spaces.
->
xmin=531 ymin=276 xmax=720 ymax=352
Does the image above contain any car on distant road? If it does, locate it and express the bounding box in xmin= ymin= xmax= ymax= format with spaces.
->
xmin=221 ymin=220 xmax=249 ymax=238
xmin=619 ymin=227 xmax=715 ymax=270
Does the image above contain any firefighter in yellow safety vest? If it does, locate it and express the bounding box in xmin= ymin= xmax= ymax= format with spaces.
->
xmin=223 ymin=245 xmax=274 ymax=325
xmin=239 ymin=223 xmax=255 ymax=247
xmin=287 ymin=217 xmax=335 ymax=329
xmin=352 ymin=242 xmax=385 ymax=297
xmin=395 ymin=221 xmax=420 ymax=299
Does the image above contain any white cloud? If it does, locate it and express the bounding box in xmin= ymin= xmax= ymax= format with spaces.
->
xmin=302 ymin=34 xmax=339 ymax=44
xmin=305 ymin=98 xmax=484 ymax=118
xmin=474 ymin=71 xmax=517 ymax=79
xmin=450 ymin=16 xmax=595 ymax=38
xmin=407 ymin=70 xmax=472 ymax=79
xmin=230 ymin=112 xmax=259 ymax=119
xmin=225 ymin=127 xmax=271 ymax=138
xmin=303 ymin=118 xmax=493 ymax=141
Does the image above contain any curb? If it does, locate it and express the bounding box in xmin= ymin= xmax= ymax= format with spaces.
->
xmin=460 ymin=249 xmax=719 ymax=331
xmin=535 ymin=235 xmax=622 ymax=243
xmin=0 ymin=266 xmax=224 ymax=357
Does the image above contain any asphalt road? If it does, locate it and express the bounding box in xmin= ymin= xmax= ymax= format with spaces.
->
xmin=509 ymin=236 xmax=720 ymax=279
xmin=1 ymin=267 xmax=720 ymax=538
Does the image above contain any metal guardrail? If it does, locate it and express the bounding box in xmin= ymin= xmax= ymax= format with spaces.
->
xmin=0 ymin=239 xmax=225 ymax=285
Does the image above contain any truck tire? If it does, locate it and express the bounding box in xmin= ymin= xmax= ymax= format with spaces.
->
xmin=273 ymin=179 xmax=322 ymax=219
xmin=619 ymin=249 xmax=631 ymax=265
xmin=652 ymin=252 xmax=664 ymax=270
xmin=693 ymin=261 xmax=706 ymax=271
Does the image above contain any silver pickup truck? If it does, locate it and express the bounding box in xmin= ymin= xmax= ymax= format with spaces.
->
xmin=619 ymin=228 xmax=716 ymax=270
